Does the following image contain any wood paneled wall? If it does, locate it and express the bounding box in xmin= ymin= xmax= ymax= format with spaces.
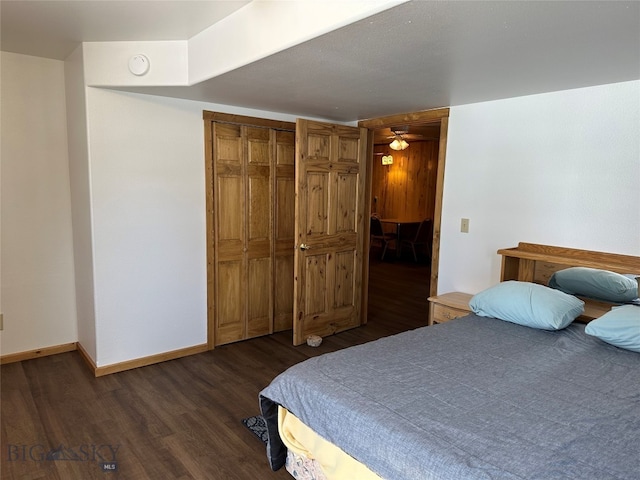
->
xmin=371 ymin=140 xmax=439 ymax=221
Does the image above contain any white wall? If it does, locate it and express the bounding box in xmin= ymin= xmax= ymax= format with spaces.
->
xmin=84 ymin=88 xmax=301 ymax=367
xmin=83 ymin=41 xmax=188 ymax=87
xmin=438 ymin=80 xmax=640 ymax=295
xmin=0 ymin=46 xmax=305 ymax=365
xmin=65 ymin=45 xmax=97 ymax=360
xmin=86 ymin=89 xmax=207 ymax=366
xmin=0 ymin=52 xmax=78 ymax=355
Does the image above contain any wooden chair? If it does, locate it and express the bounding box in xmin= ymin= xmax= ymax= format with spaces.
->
xmin=400 ymin=219 xmax=432 ymax=262
xmin=370 ymin=216 xmax=396 ymax=260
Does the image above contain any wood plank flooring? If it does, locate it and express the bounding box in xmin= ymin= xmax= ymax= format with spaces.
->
xmin=1 ymin=258 xmax=430 ymax=480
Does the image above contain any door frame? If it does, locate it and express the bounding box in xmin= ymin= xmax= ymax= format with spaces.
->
xmin=358 ymin=107 xmax=450 ymax=319
xmin=204 ymin=108 xmax=449 ymax=348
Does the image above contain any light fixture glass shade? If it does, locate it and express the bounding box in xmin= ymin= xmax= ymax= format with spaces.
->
xmin=389 ymin=137 xmax=409 ymax=150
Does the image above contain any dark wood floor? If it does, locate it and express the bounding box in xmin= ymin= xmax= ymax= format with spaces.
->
xmin=1 ymin=257 xmax=430 ymax=480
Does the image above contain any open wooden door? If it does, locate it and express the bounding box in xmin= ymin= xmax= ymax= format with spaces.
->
xmin=293 ymin=119 xmax=368 ymax=345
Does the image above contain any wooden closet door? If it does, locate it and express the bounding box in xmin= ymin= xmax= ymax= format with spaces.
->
xmin=246 ymin=127 xmax=273 ymax=338
xmin=213 ymin=124 xmax=273 ymax=345
xmin=274 ymin=130 xmax=295 ymax=332
xmin=211 ymin=121 xmax=295 ymax=345
xmin=213 ymin=123 xmax=245 ymax=345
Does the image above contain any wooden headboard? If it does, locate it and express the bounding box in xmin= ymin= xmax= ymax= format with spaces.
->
xmin=498 ymin=242 xmax=640 ymax=322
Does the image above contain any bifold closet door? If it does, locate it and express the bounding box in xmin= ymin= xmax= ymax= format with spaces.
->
xmin=273 ymin=130 xmax=295 ymax=332
xmin=212 ymin=123 xmax=294 ymax=345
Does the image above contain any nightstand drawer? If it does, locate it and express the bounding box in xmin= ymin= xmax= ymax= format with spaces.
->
xmin=431 ymin=304 xmax=470 ymax=323
xmin=427 ymin=292 xmax=473 ymax=326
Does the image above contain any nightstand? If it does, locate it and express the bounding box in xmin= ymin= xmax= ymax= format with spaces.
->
xmin=427 ymin=292 xmax=473 ymax=326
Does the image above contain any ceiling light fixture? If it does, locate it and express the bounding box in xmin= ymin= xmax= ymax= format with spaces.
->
xmin=389 ymin=135 xmax=409 ymax=151
xmin=389 ymin=127 xmax=410 ymax=150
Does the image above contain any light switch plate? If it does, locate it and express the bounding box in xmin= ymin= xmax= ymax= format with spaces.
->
xmin=461 ymin=218 xmax=470 ymax=233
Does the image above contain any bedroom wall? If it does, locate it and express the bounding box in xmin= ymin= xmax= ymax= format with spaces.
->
xmin=83 ymin=88 xmax=303 ymax=367
xmin=85 ymin=88 xmax=207 ymax=366
xmin=65 ymin=45 xmax=97 ymax=360
xmin=0 ymin=52 xmax=78 ymax=355
xmin=438 ymin=80 xmax=640 ymax=296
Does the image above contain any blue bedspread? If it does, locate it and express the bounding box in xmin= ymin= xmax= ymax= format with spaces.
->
xmin=260 ymin=314 xmax=640 ymax=479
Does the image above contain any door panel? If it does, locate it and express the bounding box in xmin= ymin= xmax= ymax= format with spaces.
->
xmin=214 ymin=123 xmax=246 ymax=346
xmin=248 ymin=175 xmax=269 ymax=239
xmin=336 ymin=173 xmax=358 ymax=233
xmin=247 ymin=128 xmax=269 ymax=164
xmin=213 ymin=123 xmax=275 ymax=345
xmin=306 ymin=173 xmax=329 ymax=235
xmin=293 ymin=119 xmax=367 ymax=345
xmin=216 ymin=260 xmax=244 ymax=344
xmin=248 ymin=257 xmax=271 ymax=337
xmin=304 ymin=253 xmax=328 ymax=315
xmin=334 ymin=250 xmax=355 ymax=308
xmin=207 ymin=113 xmax=297 ymax=347
xmin=274 ymin=255 xmax=294 ymax=331
xmin=217 ymin=177 xmax=243 ymax=241
xmin=276 ymin=178 xmax=295 ymax=237
xmin=216 ymin=124 xmax=242 ymax=160
xmin=273 ymin=130 xmax=296 ymax=332
xmin=213 ymin=123 xmax=247 ymax=345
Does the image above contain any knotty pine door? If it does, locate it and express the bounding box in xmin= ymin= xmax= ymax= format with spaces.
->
xmin=209 ymin=120 xmax=295 ymax=346
xmin=292 ymin=119 xmax=368 ymax=345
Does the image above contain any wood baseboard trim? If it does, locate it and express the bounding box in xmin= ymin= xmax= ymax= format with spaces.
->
xmin=0 ymin=342 xmax=78 ymax=365
xmin=1 ymin=341 xmax=209 ymax=376
xmin=93 ymin=343 xmax=209 ymax=377
xmin=76 ymin=341 xmax=97 ymax=373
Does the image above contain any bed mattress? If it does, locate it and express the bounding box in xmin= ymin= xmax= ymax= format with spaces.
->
xmin=260 ymin=314 xmax=640 ymax=479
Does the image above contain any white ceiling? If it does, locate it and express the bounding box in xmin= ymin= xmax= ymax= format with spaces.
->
xmin=0 ymin=1 xmax=251 ymax=60
xmin=2 ymin=0 xmax=639 ymax=122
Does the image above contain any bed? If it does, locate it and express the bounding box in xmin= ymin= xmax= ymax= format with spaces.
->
xmin=260 ymin=244 xmax=640 ymax=480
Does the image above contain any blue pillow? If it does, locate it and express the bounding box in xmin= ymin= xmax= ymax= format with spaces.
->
xmin=470 ymin=281 xmax=585 ymax=330
xmin=548 ymin=267 xmax=639 ymax=303
xmin=585 ymin=305 xmax=640 ymax=352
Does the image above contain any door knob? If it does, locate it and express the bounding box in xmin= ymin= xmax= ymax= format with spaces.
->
xmin=299 ymin=243 xmax=310 ymax=251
